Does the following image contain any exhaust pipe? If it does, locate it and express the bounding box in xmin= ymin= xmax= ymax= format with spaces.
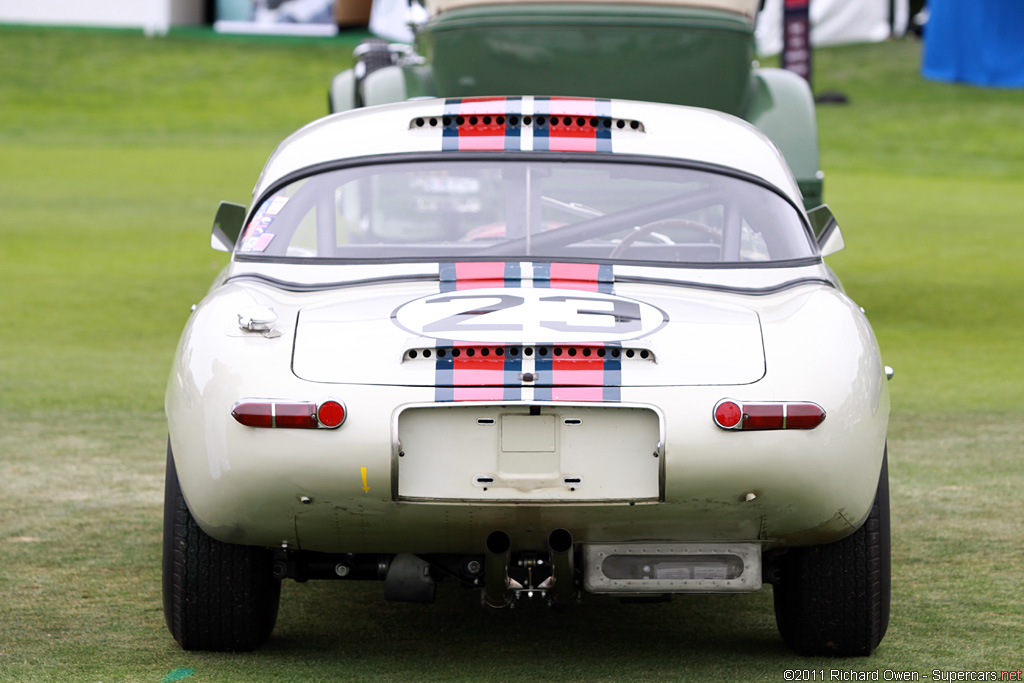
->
xmin=546 ymin=528 xmax=577 ymax=607
xmin=484 ymin=530 xmax=518 ymax=608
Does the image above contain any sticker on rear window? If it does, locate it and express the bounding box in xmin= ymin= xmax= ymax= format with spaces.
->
xmin=265 ymin=195 xmax=289 ymax=216
xmin=240 ymin=232 xmax=275 ymax=253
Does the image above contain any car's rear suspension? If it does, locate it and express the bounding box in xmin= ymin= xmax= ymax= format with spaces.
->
xmin=268 ymin=528 xmax=580 ymax=607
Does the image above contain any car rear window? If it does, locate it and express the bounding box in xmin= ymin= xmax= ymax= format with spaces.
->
xmin=237 ymin=158 xmax=816 ymax=264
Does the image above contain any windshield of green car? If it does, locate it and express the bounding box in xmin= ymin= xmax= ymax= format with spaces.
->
xmin=236 ymin=157 xmax=817 ymax=264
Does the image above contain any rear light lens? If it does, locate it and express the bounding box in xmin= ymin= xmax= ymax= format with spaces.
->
xmin=274 ymin=403 xmax=318 ymax=429
xmin=316 ymin=400 xmax=346 ymax=428
xmin=743 ymin=403 xmax=785 ymax=430
xmin=785 ymin=402 xmax=827 ymax=429
xmin=713 ymin=399 xmax=825 ymax=431
xmin=713 ymin=400 xmax=743 ymax=429
xmin=231 ymin=401 xmax=273 ymax=428
xmin=231 ymin=400 xmax=345 ymax=429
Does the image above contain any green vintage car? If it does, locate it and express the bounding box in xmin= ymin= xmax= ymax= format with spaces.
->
xmin=329 ymin=0 xmax=824 ymax=207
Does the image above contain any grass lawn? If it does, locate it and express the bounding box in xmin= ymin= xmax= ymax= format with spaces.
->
xmin=1 ymin=27 xmax=1022 ymax=682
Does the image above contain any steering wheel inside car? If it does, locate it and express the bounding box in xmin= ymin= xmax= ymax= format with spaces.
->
xmin=609 ymin=218 xmax=719 ymax=259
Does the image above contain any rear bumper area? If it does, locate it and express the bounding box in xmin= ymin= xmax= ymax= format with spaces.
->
xmin=171 ymin=380 xmax=886 ymax=555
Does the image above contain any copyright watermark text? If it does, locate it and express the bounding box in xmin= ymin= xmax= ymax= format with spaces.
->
xmin=783 ymin=670 xmax=1022 ymax=682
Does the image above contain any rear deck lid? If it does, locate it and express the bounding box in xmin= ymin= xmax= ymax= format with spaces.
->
xmin=291 ymin=282 xmax=765 ymax=387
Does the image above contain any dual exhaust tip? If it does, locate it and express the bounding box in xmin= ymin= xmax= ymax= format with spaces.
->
xmin=484 ymin=528 xmax=575 ymax=608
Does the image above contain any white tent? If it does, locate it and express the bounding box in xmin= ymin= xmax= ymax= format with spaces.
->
xmin=370 ymin=0 xmax=910 ymax=49
xmin=755 ymin=0 xmax=909 ymax=56
xmin=0 ymin=0 xmax=203 ymax=33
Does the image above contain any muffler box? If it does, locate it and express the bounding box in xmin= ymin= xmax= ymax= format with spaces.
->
xmin=583 ymin=543 xmax=761 ymax=593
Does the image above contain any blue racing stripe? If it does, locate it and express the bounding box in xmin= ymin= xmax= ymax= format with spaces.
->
xmin=603 ymin=342 xmax=622 ymax=402
xmin=438 ymin=262 xmax=458 ymax=292
xmin=504 ymin=261 xmax=522 ymax=287
xmin=532 ymin=97 xmax=551 ymax=152
xmin=595 ymin=98 xmax=613 ymax=153
xmin=503 ymin=351 xmax=523 ymax=401
xmin=532 ymin=261 xmax=551 ymax=287
xmin=533 ymin=349 xmax=553 ymax=401
xmin=597 ymin=263 xmax=615 ymax=293
xmin=504 ymin=97 xmax=523 ymax=151
xmin=441 ymin=99 xmax=463 ymax=151
xmin=434 ymin=339 xmax=455 ymax=402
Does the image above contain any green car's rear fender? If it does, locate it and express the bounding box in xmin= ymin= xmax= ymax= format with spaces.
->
xmin=742 ymin=67 xmax=824 ymax=209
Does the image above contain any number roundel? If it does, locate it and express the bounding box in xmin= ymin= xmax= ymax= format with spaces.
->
xmin=392 ymin=288 xmax=668 ymax=343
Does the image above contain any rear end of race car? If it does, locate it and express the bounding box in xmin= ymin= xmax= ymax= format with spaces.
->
xmin=164 ymin=264 xmax=890 ymax=657
xmin=163 ymin=96 xmax=890 ymax=656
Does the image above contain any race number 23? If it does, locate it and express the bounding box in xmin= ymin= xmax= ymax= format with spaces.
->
xmin=422 ymin=294 xmax=642 ymax=334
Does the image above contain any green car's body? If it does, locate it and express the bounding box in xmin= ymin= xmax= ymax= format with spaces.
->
xmin=414 ymin=3 xmax=753 ymax=114
xmin=329 ymin=0 xmax=824 ymax=207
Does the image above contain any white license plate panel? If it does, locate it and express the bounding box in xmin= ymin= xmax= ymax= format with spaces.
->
xmin=395 ymin=404 xmax=662 ymax=502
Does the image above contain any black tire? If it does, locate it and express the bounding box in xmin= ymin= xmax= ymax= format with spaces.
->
xmin=162 ymin=440 xmax=281 ymax=651
xmin=773 ymin=448 xmax=891 ymax=656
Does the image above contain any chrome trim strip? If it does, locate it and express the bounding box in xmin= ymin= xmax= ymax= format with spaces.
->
xmin=224 ymin=271 xmax=832 ymax=297
xmin=224 ymin=272 xmax=438 ymax=292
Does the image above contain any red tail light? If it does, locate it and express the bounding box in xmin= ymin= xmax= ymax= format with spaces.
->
xmin=743 ymin=403 xmax=785 ymax=430
xmin=316 ymin=400 xmax=346 ymax=428
xmin=785 ymin=402 xmax=827 ymax=429
xmin=713 ymin=400 xmax=743 ymax=429
xmin=713 ymin=400 xmax=825 ymax=431
xmin=232 ymin=400 xmax=346 ymax=429
xmin=274 ymin=403 xmax=318 ymax=429
xmin=231 ymin=401 xmax=273 ymax=428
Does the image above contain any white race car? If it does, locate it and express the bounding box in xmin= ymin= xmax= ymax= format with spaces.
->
xmin=164 ymin=97 xmax=891 ymax=656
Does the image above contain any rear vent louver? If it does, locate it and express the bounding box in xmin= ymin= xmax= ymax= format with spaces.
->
xmin=410 ymin=115 xmax=645 ymax=133
xmin=404 ymin=345 xmax=655 ymax=362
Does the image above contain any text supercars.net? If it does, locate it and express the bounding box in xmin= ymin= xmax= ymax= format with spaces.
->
xmin=783 ymin=670 xmax=1022 ymax=682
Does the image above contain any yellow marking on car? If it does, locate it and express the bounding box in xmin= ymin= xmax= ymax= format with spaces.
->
xmin=360 ymin=467 xmax=370 ymax=493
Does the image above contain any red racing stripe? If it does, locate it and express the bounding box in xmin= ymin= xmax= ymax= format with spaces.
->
xmin=549 ymin=262 xmax=600 ymax=291
xmin=451 ymin=342 xmax=506 ymax=401
xmin=442 ymin=97 xmax=521 ymax=151
xmin=549 ymin=344 xmax=605 ymax=402
xmin=454 ymin=261 xmax=507 ymax=290
xmin=537 ymin=97 xmax=613 ymax=153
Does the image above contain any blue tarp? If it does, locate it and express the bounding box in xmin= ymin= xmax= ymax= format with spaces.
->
xmin=922 ymin=0 xmax=1024 ymax=88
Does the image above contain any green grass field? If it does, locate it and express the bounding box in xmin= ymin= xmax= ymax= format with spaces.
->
xmin=1 ymin=27 xmax=1022 ymax=682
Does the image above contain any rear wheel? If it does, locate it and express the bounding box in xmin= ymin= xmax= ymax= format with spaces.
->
xmin=773 ymin=449 xmax=891 ymax=656
xmin=162 ymin=441 xmax=281 ymax=651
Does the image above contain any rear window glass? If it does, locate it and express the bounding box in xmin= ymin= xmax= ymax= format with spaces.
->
xmin=238 ymin=158 xmax=816 ymax=264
